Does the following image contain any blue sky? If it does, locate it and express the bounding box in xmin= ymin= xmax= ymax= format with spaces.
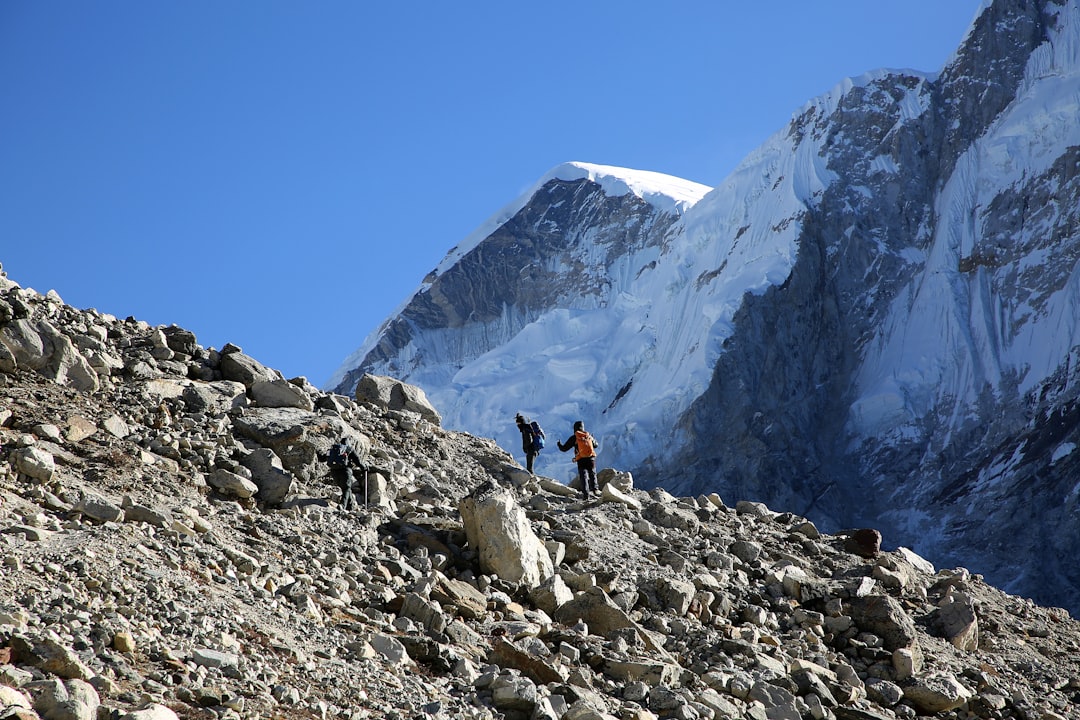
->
xmin=0 ymin=1 xmax=981 ymax=386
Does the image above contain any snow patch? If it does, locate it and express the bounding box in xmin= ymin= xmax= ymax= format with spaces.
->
xmin=1052 ymin=442 xmax=1076 ymax=464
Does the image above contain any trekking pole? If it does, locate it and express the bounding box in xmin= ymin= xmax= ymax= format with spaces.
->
xmin=364 ymin=468 xmax=369 ymax=508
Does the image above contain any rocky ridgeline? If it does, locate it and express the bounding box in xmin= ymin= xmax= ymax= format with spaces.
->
xmin=0 ymin=267 xmax=1078 ymax=720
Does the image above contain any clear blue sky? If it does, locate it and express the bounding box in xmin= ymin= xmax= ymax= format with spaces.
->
xmin=0 ymin=1 xmax=981 ymax=387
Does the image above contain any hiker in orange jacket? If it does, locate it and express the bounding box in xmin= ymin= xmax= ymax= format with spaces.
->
xmin=556 ymin=420 xmax=599 ymax=499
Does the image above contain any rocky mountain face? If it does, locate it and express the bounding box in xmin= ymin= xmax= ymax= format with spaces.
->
xmin=329 ymin=0 xmax=1080 ymax=615
xmin=4 ymin=282 xmax=1080 ymax=718
xmin=332 ymin=170 xmax=698 ymax=395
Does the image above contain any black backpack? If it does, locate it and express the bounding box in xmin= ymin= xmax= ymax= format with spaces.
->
xmin=328 ymin=442 xmax=349 ymax=467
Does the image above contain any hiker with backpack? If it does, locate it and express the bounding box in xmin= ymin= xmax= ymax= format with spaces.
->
xmin=326 ymin=437 xmax=364 ymax=511
xmin=556 ymin=420 xmax=599 ymax=500
xmin=515 ymin=413 xmax=545 ymax=473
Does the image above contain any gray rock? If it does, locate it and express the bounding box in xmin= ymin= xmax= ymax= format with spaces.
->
xmin=845 ymin=595 xmax=917 ymax=651
xmin=220 ymin=350 xmax=280 ymax=387
xmin=116 ymin=704 xmax=181 ymax=720
xmin=251 ymin=379 xmax=315 ymax=411
xmin=529 ymin=573 xmax=574 ymax=614
xmin=902 ymin=673 xmax=973 ymax=713
xmin=73 ymin=492 xmax=125 ymax=523
xmin=354 ymin=373 xmax=441 ymax=425
xmin=192 ymin=648 xmax=240 ymax=669
xmin=9 ymin=635 xmax=94 ymax=680
xmin=369 ymin=633 xmax=410 ymax=666
xmin=207 ymin=468 xmax=259 ymax=498
xmin=0 ymin=685 xmax=32 ymax=711
xmin=458 ymin=482 xmax=553 ymax=588
xmin=931 ymin=591 xmax=980 ymax=651
xmin=239 ymin=447 xmax=295 ymax=505
xmin=12 ymin=445 xmax=55 ymax=482
xmin=120 ymin=498 xmax=173 ymax=527
xmin=102 ymin=414 xmax=130 ymax=439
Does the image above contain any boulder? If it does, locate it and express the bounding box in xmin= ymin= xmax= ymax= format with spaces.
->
xmin=11 ymin=445 xmax=55 ymax=482
xmin=354 ymin=373 xmax=441 ymax=426
xmin=657 ymin=577 xmax=696 ymax=617
xmin=0 ymin=318 xmax=51 ymax=371
xmin=458 ymin=482 xmax=553 ymax=588
xmin=603 ymin=658 xmax=681 ymax=687
xmin=161 ymin=325 xmax=197 ymax=355
xmin=596 ymin=468 xmax=633 ymax=492
xmin=64 ymin=415 xmax=96 ymax=442
xmin=73 ymin=492 xmax=125 ymax=523
xmin=600 ymin=482 xmax=641 ymax=510
xmin=10 ymin=635 xmax=95 ymax=680
xmin=931 ymin=591 xmax=980 ymax=651
xmin=120 ymin=497 xmax=173 ymax=527
xmin=239 ymin=447 xmax=296 ymax=505
xmin=47 ymin=332 xmax=99 ymax=393
xmin=489 ymin=638 xmax=567 ymax=684
xmin=896 ymin=546 xmax=935 ymax=574
xmin=430 ymin=575 xmax=488 ymax=619
xmin=207 ymin=468 xmax=259 ymax=499
xmin=0 ymin=685 xmax=31 ymax=711
xmin=102 ymin=414 xmax=130 ymax=439
xmin=902 ymin=673 xmax=973 ymax=713
xmin=182 ymin=380 xmax=248 ymax=415
xmin=230 ymin=407 xmax=361 ymax=479
xmin=553 ymin=587 xmax=666 ymax=654
xmin=529 ymin=574 xmax=574 ymax=614
xmin=251 ymin=379 xmax=315 ymax=411
xmin=0 ymin=318 xmax=99 ymax=392
xmin=844 ymin=528 xmax=882 ymax=558
xmin=141 ymin=378 xmax=247 ymax=415
xmin=846 ymin=595 xmax=917 ymax=651
xmin=219 ymin=350 xmax=280 ymax=387
xmin=117 ymin=704 xmax=181 ymax=720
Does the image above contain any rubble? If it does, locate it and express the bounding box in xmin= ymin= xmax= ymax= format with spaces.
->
xmin=0 ymin=269 xmax=1078 ymax=719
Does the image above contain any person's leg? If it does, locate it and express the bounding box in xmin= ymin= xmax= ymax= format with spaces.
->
xmin=583 ymin=458 xmax=598 ymax=494
xmin=526 ymin=451 xmax=535 ymax=473
xmin=343 ymin=470 xmax=357 ymax=510
xmin=577 ymin=461 xmax=589 ymax=499
xmin=333 ymin=467 xmax=353 ymax=510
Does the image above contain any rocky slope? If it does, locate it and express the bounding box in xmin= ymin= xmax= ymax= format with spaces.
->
xmin=3 ymin=274 xmax=1080 ymax=720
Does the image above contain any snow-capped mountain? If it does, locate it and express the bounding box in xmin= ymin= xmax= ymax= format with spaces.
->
xmin=330 ymin=0 xmax=1080 ymax=612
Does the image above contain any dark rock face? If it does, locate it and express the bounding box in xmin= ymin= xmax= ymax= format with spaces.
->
xmin=334 ymin=178 xmax=684 ymax=395
xmin=641 ymin=0 xmax=1080 ymax=612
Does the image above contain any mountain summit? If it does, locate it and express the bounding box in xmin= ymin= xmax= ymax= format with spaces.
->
xmin=330 ymin=0 xmax=1080 ymax=613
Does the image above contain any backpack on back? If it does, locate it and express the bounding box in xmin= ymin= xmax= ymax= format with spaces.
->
xmin=529 ymin=421 xmax=546 ymax=451
xmin=574 ymin=430 xmax=596 ymax=460
xmin=328 ymin=442 xmax=349 ymax=467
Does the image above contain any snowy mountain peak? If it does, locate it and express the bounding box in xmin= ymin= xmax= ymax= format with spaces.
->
xmin=428 ymin=162 xmax=711 ymax=281
xmin=544 ymin=161 xmax=712 ymax=213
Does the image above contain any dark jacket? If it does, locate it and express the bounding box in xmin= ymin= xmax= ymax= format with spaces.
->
xmin=328 ymin=443 xmax=363 ymax=470
xmin=516 ymin=419 xmax=535 ymax=454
